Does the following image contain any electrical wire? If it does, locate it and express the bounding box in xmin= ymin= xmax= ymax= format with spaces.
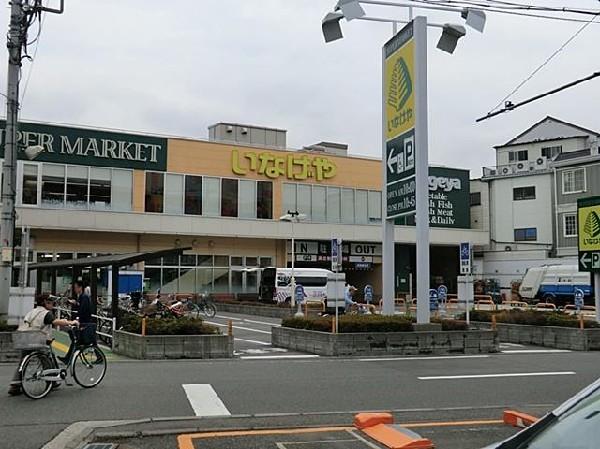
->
xmin=486 ymin=10 xmax=600 ymax=115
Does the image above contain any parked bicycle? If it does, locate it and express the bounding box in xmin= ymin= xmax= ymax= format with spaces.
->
xmin=197 ymin=291 xmax=217 ymax=318
xmin=14 ymin=325 xmax=107 ymax=400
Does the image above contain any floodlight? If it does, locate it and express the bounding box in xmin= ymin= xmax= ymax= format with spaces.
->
xmin=436 ymin=23 xmax=466 ymax=54
xmin=461 ymin=8 xmax=486 ymax=33
xmin=336 ymin=0 xmax=366 ymax=21
xmin=322 ymin=11 xmax=345 ymax=43
xmin=23 ymin=145 xmax=45 ymax=160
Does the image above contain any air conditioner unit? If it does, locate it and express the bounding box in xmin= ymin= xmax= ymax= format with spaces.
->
xmin=515 ymin=162 xmax=528 ymax=172
xmin=226 ymin=125 xmax=233 ymax=133
xmin=241 ymin=127 xmax=248 ymax=135
xmin=500 ymin=166 xmax=511 ymax=175
xmin=535 ymin=156 xmax=548 ymax=169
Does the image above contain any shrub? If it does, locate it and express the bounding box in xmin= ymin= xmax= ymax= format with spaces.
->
xmin=0 ymin=320 xmax=17 ymax=332
xmin=458 ymin=309 xmax=600 ymax=329
xmin=120 ymin=315 xmax=221 ymax=335
xmin=282 ymin=315 xmax=413 ymax=333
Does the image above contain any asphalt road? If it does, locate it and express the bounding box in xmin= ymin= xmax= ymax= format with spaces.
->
xmin=1 ymin=311 xmax=598 ymax=449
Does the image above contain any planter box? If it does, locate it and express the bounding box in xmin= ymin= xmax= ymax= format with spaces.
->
xmin=0 ymin=332 xmax=20 ymax=362
xmin=473 ymin=322 xmax=600 ymax=351
xmin=272 ymin=327 xmax=498 ymax=356
xmin=217 ymin=302 xmax=293 ymax=319
xmin=113 ymin=330 xmax=233 ymax=359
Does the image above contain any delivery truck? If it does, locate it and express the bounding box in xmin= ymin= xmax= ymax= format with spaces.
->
xmin=518 ymin=265 xmax=592 ymax=306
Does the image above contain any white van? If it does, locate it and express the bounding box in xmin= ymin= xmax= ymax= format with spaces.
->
xmin=259 ymin=267 xmax=346 ymax=311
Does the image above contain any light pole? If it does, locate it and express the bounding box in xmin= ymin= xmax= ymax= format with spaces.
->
xmin=279 ymin=210 xmax=307 ymax=316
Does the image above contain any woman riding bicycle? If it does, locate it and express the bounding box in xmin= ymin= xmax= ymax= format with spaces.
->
xmin=8 ymin=295 xmax=79 ymax=396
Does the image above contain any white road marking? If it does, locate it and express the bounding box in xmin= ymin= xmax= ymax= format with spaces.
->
xmin=419 ymin=371 xmax=576 ymax=380
xmin=239 ymin=354 xmax=319 ymax=360
xmin=205 ymin=321 xmax=272 ymax=334
xmin=182 ymin=384 xmax=231 ymax=417
xmin=500 ymin=343 xmax=525 ymax=347
xmin=237 ymin=338 xmax=270 ymax=345
xmin=502 ymin=349 xmax=571 ymax=354
xmin=359 ymin=355 xmax=490 ymax=362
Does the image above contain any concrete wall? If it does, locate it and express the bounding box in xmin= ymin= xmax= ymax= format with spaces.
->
xmin=0 ymin=332 xmax=20 ymax=362
xmin=114 ymin=330 xmax=233 ymax=359
xmin=272 ymin=327 xmax=498 ymax=356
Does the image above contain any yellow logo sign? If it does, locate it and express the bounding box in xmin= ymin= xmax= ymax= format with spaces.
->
xmin=578 ymin=206 xmax=600 ymax=251
xmin=385 ymin=40 xmax=415 ymax=140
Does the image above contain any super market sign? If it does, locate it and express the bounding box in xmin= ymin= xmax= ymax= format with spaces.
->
xmin=0 ymin=120 xmax=167 ymax=171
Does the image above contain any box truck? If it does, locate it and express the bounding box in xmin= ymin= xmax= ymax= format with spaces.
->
xmin=518 ymin=265 xmax=592 ymax=306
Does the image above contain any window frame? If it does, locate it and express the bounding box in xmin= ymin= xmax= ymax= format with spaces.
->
xmin=563 ymin=213 xmax=577 ymax=238
xmin=514 ymin=227 xmax=537 ymax=241
xmin=513 ymin=186 xmax=536 ymax=201
xmin=562 ymin=168 xmax=586 ymax=194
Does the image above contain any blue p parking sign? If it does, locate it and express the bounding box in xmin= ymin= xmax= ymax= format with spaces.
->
xmin=294 ymin=284 xmax=305 ymax=303
xmin=574 ymin=288 xmax=584 ymax=309
xmin=429 ymin=289 xmax=439 ymax=312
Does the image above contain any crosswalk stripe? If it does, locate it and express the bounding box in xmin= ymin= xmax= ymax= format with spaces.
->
xmin=182 ymin=384 xmax=231 ymax=417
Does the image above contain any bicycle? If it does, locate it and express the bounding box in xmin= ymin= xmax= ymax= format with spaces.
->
xmin=197 ymin=291 xmax=217 ymax=318
xmin=14 ymin=325 xmax=107 ymax=400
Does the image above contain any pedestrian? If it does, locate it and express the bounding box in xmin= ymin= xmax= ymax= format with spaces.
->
xmin=345 ymin=284 xmax=357 ymax=313
xmin=8 ymin=296 xmax=79 ymax=396
xmin=58 ymin=280 xmax=94 ymax=364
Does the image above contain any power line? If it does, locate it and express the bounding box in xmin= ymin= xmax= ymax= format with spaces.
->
xmin=476 ymin=71 xmax=600 ymax=122
xmin=487 ymin=11 xmax=599 ymax=114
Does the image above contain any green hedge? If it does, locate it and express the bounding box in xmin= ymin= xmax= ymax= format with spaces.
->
xmin=0 ymin=320 xmax=17 ymax=332
xmin=283 ymin=315 xmax=414 ymax=333
xmin=120 ymin=315 xmax=221 ymax=335
xmin=463 ymin=309 xmax=600 ymax=328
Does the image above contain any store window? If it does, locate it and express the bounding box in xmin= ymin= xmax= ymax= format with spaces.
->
xmin=562 ymin=168 xmax=585 ymax=194
xmin=22 ymin=164 xmax=38 ymax=205
xmin=111 ymin=169 xmax=133 ymax=212
xmin=368 ymin=190 xmax=381 ymax=222
xmin=221 ymin=178 xmax=239 ymax=217
xmin=145 ymin=172 xmax=164 ymax=213
xmin=89 ymin=168 xmax=111 ymax=210
xmin=312 ymin=185 xmax=326 ymax=222
xmin=239 ymin=180 xmax=256 ymax=218
xmin=184 ymin=175 xmax=202 ymax=215
xmin=164 ymin=173 xmax=184 ymax=214
xmin=203 ymin=177 xmax=220 ymax=216
xmin=341 ymin=188 xmax=355 ymax=223
xmin=297 ymin=184 xmax=311 ymax=220
xmin=327 ymin=187 xmax=341 ymax=223
xmin=257 ymin=181 xmax=273 ymax=219
xmin=514 ymin=227 xmax=537 ymax=241
xmin=41 ymin=164 xmax=65 ymax=207
xmin=563 ymin=214 xmax=577 ymax=238
xmin=470 ymin=192 xmax=481 ymax=206
xmin=66 ymin=165 xmax=88 ymax=209
xmin=355 ymin=189 xmax=368 ymax=224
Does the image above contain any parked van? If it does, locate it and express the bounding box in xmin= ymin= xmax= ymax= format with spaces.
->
xmin=258 ymin=267 xmax=346 ymax=312
xmin=518 ymin=265 xmax=592 ymax=306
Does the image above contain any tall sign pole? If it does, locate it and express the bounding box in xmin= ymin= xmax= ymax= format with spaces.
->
xmin=382 ymin=17 xmax=429 ymax=322
xmin=577 ymin=196 xmax=600 ymax=323
xmin=0 ymin=0 xmax=26 ymax=316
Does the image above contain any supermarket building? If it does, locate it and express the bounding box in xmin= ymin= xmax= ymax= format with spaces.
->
xmin=1 ymin=120 xmax=488 ymax=299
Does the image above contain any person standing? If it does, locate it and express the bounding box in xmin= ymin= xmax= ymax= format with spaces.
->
xmin=58 ymin=281 xmax=94 ymax=364
xmin=8 ymin=296 xmax=79 ymax=396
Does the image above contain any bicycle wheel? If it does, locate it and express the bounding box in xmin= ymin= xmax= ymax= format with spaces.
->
xmin=202 ymin=300 xmax=217 ymax=318
xmin=73 ymin=346 xmax=107 ymax=388
xmin=183 ymin=303 xmax=201 ymax=319
xmin=21 ymin=353 xmax=53 ymax=399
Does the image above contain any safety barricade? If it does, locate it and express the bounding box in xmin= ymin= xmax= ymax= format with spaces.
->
xmin=303 ymin=299 xmax=325 ymax=316
xmin=535 ymin=302 xmax=557 ymax=312
xmin=498 ymin=300 xmax=530 ymax=311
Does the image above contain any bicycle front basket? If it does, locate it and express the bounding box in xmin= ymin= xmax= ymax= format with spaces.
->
xmin=12 ymin=330 xmax=47 ymax=350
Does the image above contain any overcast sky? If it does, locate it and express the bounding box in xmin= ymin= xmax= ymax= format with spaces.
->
xmin=1 ymin=0 xmax=600 ymax=177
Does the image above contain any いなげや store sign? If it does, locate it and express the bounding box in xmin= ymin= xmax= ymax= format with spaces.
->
xmin=0 ymin=120 xmax=167 ymax=171
xmin=231 ymin=149 xmax=337 ymax=181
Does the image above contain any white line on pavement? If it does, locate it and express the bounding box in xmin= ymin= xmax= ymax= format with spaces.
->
xmin=240 ymin=354 xmax=320 ymax=360
xmin=419 ymin=371 xmax=576 ymax=380
xmin=358 ymin=355 xmax=490 ymax=362
xmin=237 ymin=338 xmax=270 ymax=345
xmin=501 ymin=349 xmax=571 ymax=354
xmin=205 ymin=321 xmax=272 ymax=334
xmin=182 ymin=384 xmax=231 ymax=417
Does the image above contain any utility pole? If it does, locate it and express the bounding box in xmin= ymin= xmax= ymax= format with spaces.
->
xmin=0 ymin=0 xmax=26 ymax=316
xmin=0 ymin=0 xmax=64 ymax=317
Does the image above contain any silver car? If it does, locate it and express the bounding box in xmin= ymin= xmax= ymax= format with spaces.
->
xmin=482 ymin=377 xmax=600 ymax=449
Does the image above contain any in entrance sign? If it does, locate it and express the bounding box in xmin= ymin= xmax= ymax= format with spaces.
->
xmin=577 ymin=196 xmax=600 ymax=273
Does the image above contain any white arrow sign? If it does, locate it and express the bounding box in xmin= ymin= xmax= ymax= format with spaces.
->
xmin=387 ymin=147 xmax=398 ymax=174
xmin=580 ymin=252 xmax=591 ymax=269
